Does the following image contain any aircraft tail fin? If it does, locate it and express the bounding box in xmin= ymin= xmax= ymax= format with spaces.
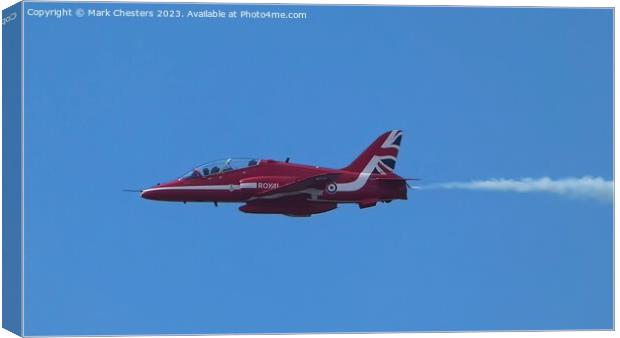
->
xmin=342 ymin=130 xmax=402 ymax=174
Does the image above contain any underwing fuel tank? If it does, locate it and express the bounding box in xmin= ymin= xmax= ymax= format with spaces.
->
xmin=239 ymin=200 xmax=337 ymax=216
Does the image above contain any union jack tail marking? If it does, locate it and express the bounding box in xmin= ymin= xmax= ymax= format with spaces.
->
xmin=342 ymin=130 xmax=402 ymax=174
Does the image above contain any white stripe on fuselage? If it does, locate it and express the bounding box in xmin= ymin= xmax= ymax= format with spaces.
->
xmin=336 ymin=173 xmax=372 ymax=192
xmin=143 ymin=184 xmax=244 ymax=193
xmin=336 ymin=155 xmax=395 ymax=192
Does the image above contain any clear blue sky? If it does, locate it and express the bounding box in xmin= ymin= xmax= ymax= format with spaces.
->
xmin=22 ymin=3 xmax=612 ymax=335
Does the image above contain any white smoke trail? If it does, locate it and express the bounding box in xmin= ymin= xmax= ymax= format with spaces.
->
xmin=427 ymin=176 xmax=613 ymax=202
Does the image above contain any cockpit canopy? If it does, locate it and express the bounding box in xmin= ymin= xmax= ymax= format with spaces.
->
xmin=180 ymin=158 xmax=260 ymax=180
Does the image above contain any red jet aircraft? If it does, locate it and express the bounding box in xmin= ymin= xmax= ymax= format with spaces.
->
xmin=140 ymin=130 xmax=411 ymax=216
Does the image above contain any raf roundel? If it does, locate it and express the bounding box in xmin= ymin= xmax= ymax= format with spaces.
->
xmin=325 ymin=182 xmax=338 ymax=194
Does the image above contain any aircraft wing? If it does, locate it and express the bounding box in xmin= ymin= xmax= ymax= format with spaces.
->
xmin=256 ymin=173 xmax=340 ymax=197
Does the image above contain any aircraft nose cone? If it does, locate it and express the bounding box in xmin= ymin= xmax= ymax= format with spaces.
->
xmin=141 ymin=189 xmax=153 ymax=200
